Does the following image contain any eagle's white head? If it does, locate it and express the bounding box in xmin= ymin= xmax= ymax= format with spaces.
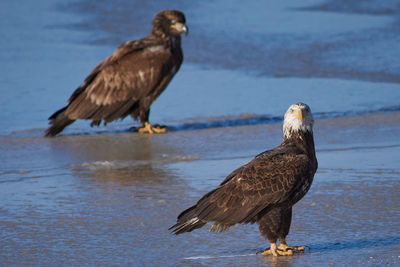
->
xmin=283 ymin=103 xmax=314 ymax=139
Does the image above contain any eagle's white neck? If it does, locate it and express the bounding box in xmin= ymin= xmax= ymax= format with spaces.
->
xmin=283 ymin=119 xmax=313 ymax=139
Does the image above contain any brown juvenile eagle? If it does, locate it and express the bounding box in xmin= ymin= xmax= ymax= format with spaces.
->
xmin=170 ymin=103 xmax=318 ymax=256
xmin=45 ymin=10 xmax=188 ymax=137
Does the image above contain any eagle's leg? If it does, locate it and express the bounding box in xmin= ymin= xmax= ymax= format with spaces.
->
xmin=278 ymin=238 xmax=307 ymax=252
xmin=90 ymin=120 xmax=101 ymax=127
xmin=138 ymin=121 xmax=167 ymax=134
xmin=261 ymin=242 xmax=293 ymax=256
xmin=137 ymin=108 xmax=166 ymax=134
xmin=258 ymin=207 xmax=296 ymax=256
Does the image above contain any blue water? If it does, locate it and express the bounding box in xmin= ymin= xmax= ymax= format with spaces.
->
xmin=1 ymin=0 xmax=400 ymax=266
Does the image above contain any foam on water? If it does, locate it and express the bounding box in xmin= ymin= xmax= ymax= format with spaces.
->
xmin=79 ymin=155 xmax=200 ymax=171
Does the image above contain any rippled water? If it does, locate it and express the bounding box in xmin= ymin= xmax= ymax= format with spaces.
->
xmin=1 ymin=0 xmax=400 ymax=266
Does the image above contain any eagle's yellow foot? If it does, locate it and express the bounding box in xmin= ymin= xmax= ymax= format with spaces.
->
xmin=138 ymin=122 xmax=167 ymax=134
xmin=278 ymin=241 xmax=308 ymax=253
xmin=260 ymin=243 xmax=293 ymax=256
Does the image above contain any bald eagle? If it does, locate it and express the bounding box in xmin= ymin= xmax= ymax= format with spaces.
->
xmin=170 ymin=103 xmax=318 ymax=256
xmin=45 ymin=10 xmax=188 ymax=137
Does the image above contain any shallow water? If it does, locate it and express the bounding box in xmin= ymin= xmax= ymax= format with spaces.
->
xmin=1 ymin=0 xmax=400 ymax=266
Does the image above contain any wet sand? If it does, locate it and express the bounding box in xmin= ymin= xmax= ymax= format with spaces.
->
xmin=1 ymin=0 xmax=400 ymax=266
xmin=1 ymin=111 xmax=400 ymax=266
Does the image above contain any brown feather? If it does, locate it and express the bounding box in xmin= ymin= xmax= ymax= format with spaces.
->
xmin=170 ymin=135 xmax=316 ymax=234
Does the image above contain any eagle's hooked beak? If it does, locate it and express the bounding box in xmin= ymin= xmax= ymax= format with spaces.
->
xmin=181 ymin=24 xmax=189 ymax=36
xmin=293 ymin=108 xmax=304 ymax=123
xmin=172 ymin=22 xmax=189 ymax=36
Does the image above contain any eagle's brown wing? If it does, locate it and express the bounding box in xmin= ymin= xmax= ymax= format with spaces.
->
xmin=170 ymin=146 xmax=311 ymax=234
xmin=65 ymin=38 xmax=178 ymax=122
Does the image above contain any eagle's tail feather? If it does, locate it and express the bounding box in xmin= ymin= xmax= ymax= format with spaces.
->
xmin=45 ymin=106 xmax=75 ymax=137
xmin=169 ymin=206 xmax=207 ymax=235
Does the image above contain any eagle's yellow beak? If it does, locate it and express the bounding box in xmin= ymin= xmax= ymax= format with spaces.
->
xmin=172 ymin=22 xmax=188 ymax=35
xmin=293 ymin=108 xmax=304 ymax=122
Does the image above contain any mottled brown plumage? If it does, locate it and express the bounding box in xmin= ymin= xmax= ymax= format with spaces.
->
xmin=45 ymin=10 xmax=188 ymax=137
xmin=170 ymin=103 xmax=318 ymax=256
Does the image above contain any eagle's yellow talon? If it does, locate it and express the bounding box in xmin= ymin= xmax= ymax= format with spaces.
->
xmin=261 ymin=243 xmax=278 ymax=256
xmin=152 ymin=126 xmax=167 ymax=133
xmin=138 ymin=122 xmax=167 ymax=134
xmin=278 ymin=241 xmax=307 ymax=253
xmin=260 ymin=242 xmax=307 ymax=256
xmin=277 ymin=249 xmax=293 ymax=256
xmin=261 ymin=248 xmax=273 ymax=256
xmin=261 ymin=243 xmax=294 ymax=256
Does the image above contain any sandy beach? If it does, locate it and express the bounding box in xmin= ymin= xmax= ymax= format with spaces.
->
xmin=1 ymin=0 xmax=399 ymax=266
